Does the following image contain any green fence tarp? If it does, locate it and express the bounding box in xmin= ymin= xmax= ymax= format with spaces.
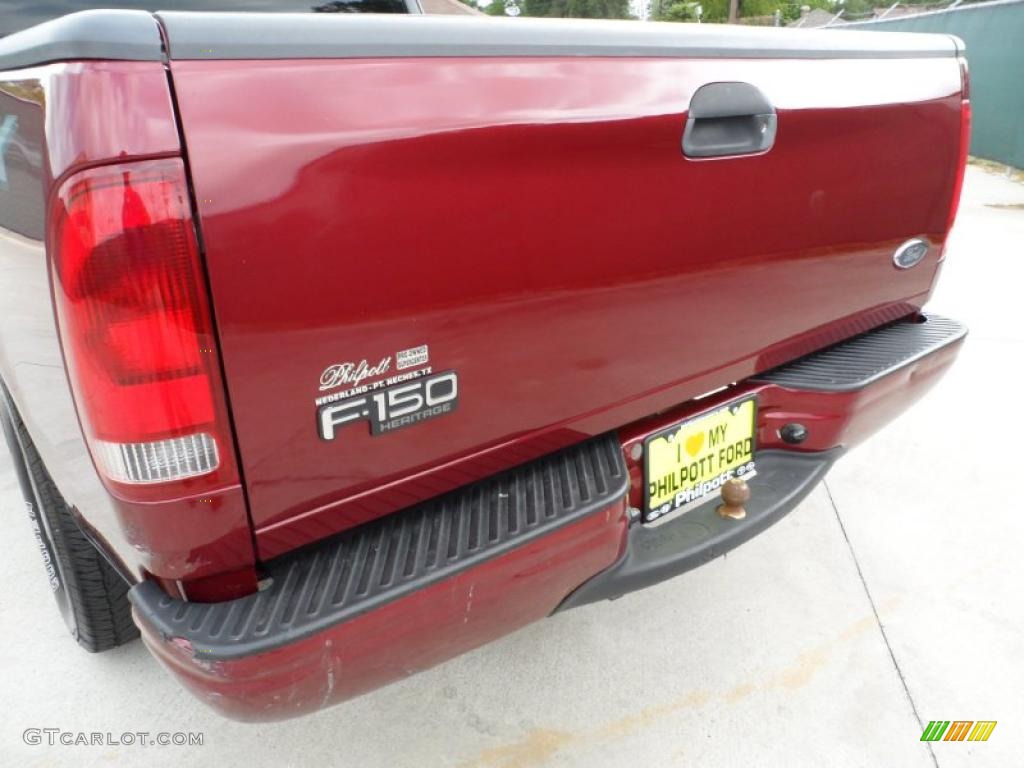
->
xmin=850 ymin=0 xmax=1024 ymax=168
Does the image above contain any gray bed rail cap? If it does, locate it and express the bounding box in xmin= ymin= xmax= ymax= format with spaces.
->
xmin=156 ymin=13 xmax=959 ymax=61
xmin=0 ymin=11 xmax=961 ymax=71
xmin=0 ymin=10 xmax=162 ymax=72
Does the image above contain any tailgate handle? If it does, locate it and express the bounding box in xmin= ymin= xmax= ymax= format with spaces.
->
xmin=682 ymin=82 xmax=777 ymax=159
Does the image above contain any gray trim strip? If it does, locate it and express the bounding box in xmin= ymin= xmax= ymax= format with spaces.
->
xmin=0 ymin=11 xmax=162 ymax=72
xmin=156 ymin=13 xmax=958 ymax=61
xmin=0 ymin=9 xmax=961 ymax=72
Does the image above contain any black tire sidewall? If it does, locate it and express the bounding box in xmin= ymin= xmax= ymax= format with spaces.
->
xmin=0 ymin=394 xmax=77 ymax=634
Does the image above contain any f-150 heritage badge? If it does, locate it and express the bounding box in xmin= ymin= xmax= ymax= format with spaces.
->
xmin=318 ymin=370 xmax=458 ymax=440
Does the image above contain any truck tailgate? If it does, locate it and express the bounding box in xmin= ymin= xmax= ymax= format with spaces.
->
xmin=160 ymin=15 xmax=964 ymax=556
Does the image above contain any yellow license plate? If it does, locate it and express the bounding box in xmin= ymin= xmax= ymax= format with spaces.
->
xmin=644 ymin=397 xmax=757 ymax=522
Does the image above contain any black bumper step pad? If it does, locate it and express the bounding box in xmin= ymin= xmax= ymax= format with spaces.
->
xmin=130 ymin=432 xmax=629 ymax=659
xmin=751 ymin=313 xmax=967 ymax=392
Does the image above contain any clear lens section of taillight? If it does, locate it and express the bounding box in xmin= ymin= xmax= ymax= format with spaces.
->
xmin=50 ymin=159 xmax=237 ymax=495
xmin=93 ymin=433 xmax=219 ymax=484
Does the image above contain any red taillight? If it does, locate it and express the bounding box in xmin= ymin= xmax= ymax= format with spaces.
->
xmin=947 ymin=58 xmax=972 ymax=232
xmin=50 ymin=159 xmax=238 ymax=496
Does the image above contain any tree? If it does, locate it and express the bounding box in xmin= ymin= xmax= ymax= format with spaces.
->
xmin=652 ymin=0 xmax=729 ymax=21
xmin=840 ymin=0 xmax=875 ymax=19
xmin=653 ymin=0 xmax=696 ymax=20
xmin=522 ymin=0 xmax=631 ymax=19
xmin=652 ymin=0 xmax=838 ymax=24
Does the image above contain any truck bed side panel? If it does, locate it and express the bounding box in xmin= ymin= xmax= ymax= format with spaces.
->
xmin=0 ymin=60 xmax=257 ymax=583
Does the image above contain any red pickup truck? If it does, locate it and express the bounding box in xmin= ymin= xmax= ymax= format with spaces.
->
xmin=0 ymin=8 xmax=969 ymax=721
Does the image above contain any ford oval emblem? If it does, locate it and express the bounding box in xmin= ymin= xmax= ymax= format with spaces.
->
xmin=893 ymin=239 xmax=929 ymax=270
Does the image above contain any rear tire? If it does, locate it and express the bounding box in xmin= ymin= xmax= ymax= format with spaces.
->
xmin=0 ymin=386 xmax=138 ymax=652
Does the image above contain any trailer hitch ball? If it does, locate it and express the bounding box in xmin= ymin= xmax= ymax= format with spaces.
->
xmin=717 ymin=477 xmax=750 ymax=521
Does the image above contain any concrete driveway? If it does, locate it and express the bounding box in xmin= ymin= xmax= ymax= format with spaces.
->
xmin=1 ymin=166 xmax=1020 ymax=768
